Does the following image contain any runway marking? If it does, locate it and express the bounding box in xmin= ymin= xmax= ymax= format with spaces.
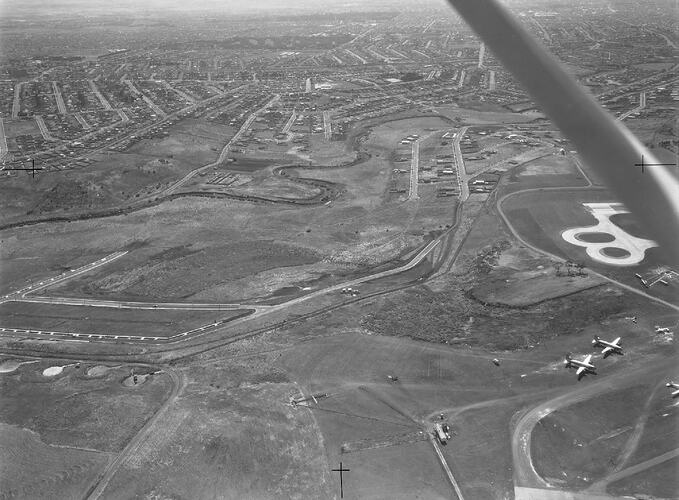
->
xmin=561 ymin=203 xmax=657 ymax=266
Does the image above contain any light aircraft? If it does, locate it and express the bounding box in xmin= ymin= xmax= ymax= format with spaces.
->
xmin=592 ymin=336 xmax=623 ymax=357
xmin=666 ymin=382 xmax=679 ymax=398
xmin=564 ymin=353 xmax=597 ymax=380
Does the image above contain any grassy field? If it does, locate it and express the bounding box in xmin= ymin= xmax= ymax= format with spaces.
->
xmin=530 ymin=385 xmax=650 ymax=489
xmin=607 ymin=456 xmax=679 ymax=499
xmin=0 ymin=360 xmax=172 ymax=452
xmin=130 ymin=119 xmax=233 ymax=168
xmin=0 ymin=302 xmax=247 ymax=337
xmin=45 ymin=237 xmax=322 ymax=301
xmin=471 ymin=268 xmax=606 ymax=306
xmin=98 ymin=355 xmax=333 ymax=499
xmin=443 ymin=403 xmax=517 ymax=500
xmin=308 ymin=134 xmax=356 ymax=166
xmin=433 ymin=106 xmax=542 ymax=125
xmin=500 ymin=187 xmax=678 ymax=305
xmin=614 ymin=376 xmax=679 ymax=468
xmin=0 ymin=119 xmax=234 ymax=227
xmin=228 ymin=176 xmax=322 ymax=200
xmin=0 ymin=422 xmax=111 ymax=500
xmin=504 ymin=154 xmax=590 ymax=190
xmin=2 ymin=113 xmax=462 ymax=304
xmin=276 ymin=332 xmax=520 ymax=499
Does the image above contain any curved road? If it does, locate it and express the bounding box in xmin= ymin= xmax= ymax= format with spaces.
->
xmin=511 ymin=356 xmax=676 ymax=489
xmin=496 ymin=180 xmax=679 ymax=313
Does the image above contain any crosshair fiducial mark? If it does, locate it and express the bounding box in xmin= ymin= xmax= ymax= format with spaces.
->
xmin=331 ymin=461 xmax=350 ymax=498
xmin=2 ymin=159 xmax=45 ymax=178
xmin=634 ymin=154 xmax=677 ymax=173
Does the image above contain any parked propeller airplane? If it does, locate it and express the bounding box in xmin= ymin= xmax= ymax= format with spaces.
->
xmin=592 ymin=336 xmax=623 ymax=357
xmin=666 ymin=382 xmax=679 ymax=398
xmin=564 ymin=354 xmax=597 ymax=380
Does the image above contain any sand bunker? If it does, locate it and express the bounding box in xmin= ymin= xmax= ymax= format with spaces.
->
xmin=42 ymin=366 xmax=66 ymax=377
xmin=86 ymin=365 xmax=119 ymax=377
xmin=0 ymin=359 xmax=39 ymax=374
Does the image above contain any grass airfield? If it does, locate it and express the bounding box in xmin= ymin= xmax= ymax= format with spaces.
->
xmin=1 ymin=106 xmax=678 ymax=500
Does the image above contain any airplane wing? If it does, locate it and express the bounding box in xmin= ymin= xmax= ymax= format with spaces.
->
xmin=576 ymin=366 xmax=586 ymax=376
xmin=602 ymin=346 xmax=612 ymax=355
xmin=445 ymin=0 xmax=679 ymax=266
xmin=584 ymin=354 xmax=592 ymax=364
xmin=613 ymin=337 xmax=621 ymax=346
xmin=672 ymin=389 xmax=679 ymax=398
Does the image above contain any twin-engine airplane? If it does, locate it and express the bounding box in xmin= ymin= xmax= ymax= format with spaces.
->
xmin=592 ymin=336 xmax=623 ymax=357
xmin=666 ymin=382 xmax=679 ymax=398
xmin=564 ymin=354 xmax=597 ymax=380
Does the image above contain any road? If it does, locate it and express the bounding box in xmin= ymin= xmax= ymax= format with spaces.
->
xmin=88 ymin=79 xmax=113 ymax=110
xmin=429 ymin=435 xmax=465 ymax=500
xmin=263 ymin=237 xmax=440 ymax=314
xmin=124 ymin=80 xmax=166 ymax=117
xmin=409 ymin=140 xmax=420 ymax=200
xmin=496 ymin=185 xmax=679 ymax=313
xmin=0 ymin=235 xmax=440 ymax=345
xmin=408 ymin=131 xmax=442 ymax=201
xmin=11 ymin=81 xmax=23 ymax=118
xmin=452 ymin=126 xmax=470 ymax=200
xmin=281 ymin=109 xmax=297 ymax=140
xmin=16 ymin=296 xmax=250 ymax=311
xmin=587 ymin=447 xmax=679 ymax=493
xmin=85 ymin=366 xmax=185 ymax=500
xmin=161 ymin=80 xmax=195 ymax=104
xmin=617 ymin=91 xmax=646 ymax=121
xmin=163 ymin=94 xmax=280 ymax=196
xmin=52 ymin=81 xmax=67 ymax=114
xmin=74 ymin=112 xmax=91 ymax=130
xmin=511 ymin=357 xmax=677 ymax=489
xmin=1 ymin=251 xmax=128 ymax=303
xmin=323 ymin=110 xmax=332 ymax=139
xmin=0 ymin=117 xmax=8 ymax=160
xmin=34 ymin=115 xmax=58 ymax=142
xmin=344 ymin=48 xmax=367 ymax=65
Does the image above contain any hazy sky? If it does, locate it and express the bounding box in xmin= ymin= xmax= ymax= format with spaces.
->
xmin=3 ymin=0 xmax=441 ymax=15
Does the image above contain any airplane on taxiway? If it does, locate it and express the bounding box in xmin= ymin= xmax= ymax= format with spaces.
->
xmin=564 ymin=353 xmax=597 ymax=380
xmin=592 ymin=336 xmax=623 ymax=357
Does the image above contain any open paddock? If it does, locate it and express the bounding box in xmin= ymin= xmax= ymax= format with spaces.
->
xmin=97 ymin=360 xmax=332 ymax=499
xmin=607 ymin=456 xmax=679 ymax=499
xmin=0 ymin=361 xmax=172 ymax=452
xmin=505 ymin=154 xmax=590 ymax=190
xmin=531 ymin=385 xmax=650 ymax=490
xmin=0 ymin=301 xmax=246 ymax=337
xmin=0 ymin=422 xmax=111 ymax=500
